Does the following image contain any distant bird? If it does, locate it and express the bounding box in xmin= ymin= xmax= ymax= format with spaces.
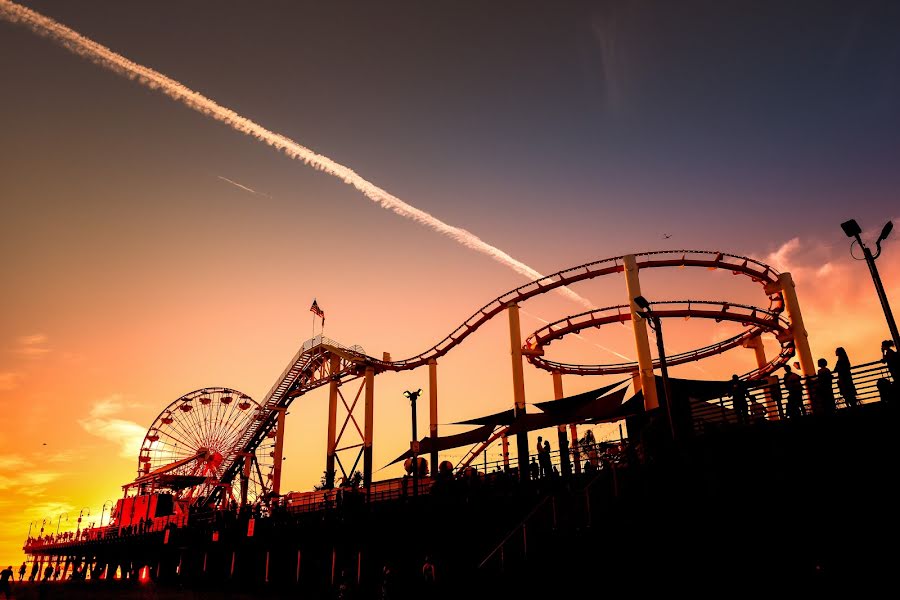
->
xmin=663 ymin=234 xmax=672 ymax=239
xmin=42 ymin=442 xmax=47 ymax=445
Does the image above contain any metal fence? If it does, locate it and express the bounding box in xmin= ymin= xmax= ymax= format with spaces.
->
xmin=690 ymin=359 xmax=894 ymax=432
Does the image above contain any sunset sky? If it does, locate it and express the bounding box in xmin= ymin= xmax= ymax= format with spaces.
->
xmin=1 ymin=0 xmax=899 ymax=566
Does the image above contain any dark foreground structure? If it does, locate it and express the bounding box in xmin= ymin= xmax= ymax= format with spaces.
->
xmin=22 ymin=397 xmax=898 ymax=597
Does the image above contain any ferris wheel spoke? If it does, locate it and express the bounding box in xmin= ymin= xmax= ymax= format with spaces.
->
xmin=181 ymin=394 xmax=209 ymax=448
xmin=157 ymin=429 xmax=197 ymax=456
xmin=210 ymin=403 xmax=248 ymax=452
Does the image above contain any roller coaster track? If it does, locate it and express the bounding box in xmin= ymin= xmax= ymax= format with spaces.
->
xmin=525 ymin=300 xmax=795 ymax=379
xmin=212 ymin=250 xmax=784 ymax=501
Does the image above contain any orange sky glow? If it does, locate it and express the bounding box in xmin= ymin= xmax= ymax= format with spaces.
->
xmin=2 ymin=0 xmax=899 ymax=568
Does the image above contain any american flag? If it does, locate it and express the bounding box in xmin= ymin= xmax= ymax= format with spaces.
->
xmin=309 ymin=299 xmax=325 ymax=323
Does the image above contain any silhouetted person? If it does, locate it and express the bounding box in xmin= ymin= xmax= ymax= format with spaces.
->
xmin=539 ymin=440 xmax=552 ymax=478
xmin=588 ymin=444 xmax=600 ymax=470
xmin=0 ymin=566 xmax=13 ymax=599
xmin=883 ymin=340 xmax=899 ymax=382
xmin=535 ymin=436 xmax=545 ymax=477
xmin=336 ymin=568 xmax=354 ymax=600
xmin=43 ymin=564 xmax=53 ymax=582
xmin=730 ymin=375 xmax=748 ymax=425
xmin=529 ymin=457 xmax=539 ymax=480
xmin=381 ymin=564 xmax=396 ymax=600
xmin=29 ymin=561 xmax=38 ymax=582
xmin=17 ymin=563 xmax=24 ymax=582
xmin=834 ymin=347 xmax=858 ymax=408
xmin=784 ymin=365 xmax=803 ymax=419
xmin=422 ymin=555 xmax=436 ymax=589
xmin=816 ymin=358 xmax=836 ymax=414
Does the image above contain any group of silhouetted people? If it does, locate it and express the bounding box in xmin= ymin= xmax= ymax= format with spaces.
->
xmin=729 ymin=341 xmax=898 ymax=421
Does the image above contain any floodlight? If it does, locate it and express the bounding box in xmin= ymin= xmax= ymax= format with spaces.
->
xmin=841 ymin=219 xmax=861 ymax=238
xmin=877 ymin=221 xmax=894 ymax=244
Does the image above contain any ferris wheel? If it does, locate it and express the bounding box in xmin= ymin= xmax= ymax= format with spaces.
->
xmin=137 ymin=387 xmax=274 ymax=505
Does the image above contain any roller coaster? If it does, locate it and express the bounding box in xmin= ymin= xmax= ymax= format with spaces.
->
xmin=124 ymin=249 xmax=809 ymax=512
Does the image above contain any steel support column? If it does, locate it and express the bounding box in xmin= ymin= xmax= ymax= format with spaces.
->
xmin=743 ymin=336 xmax=776 ymax=419
xmin=508 ymin=303 xmax=529 ymax=478
xmin=552 ymin=371 xmax=572 ymax=476
xmin=271 ymin=408 xmax=286 ymax=497
xmin=428 ymin=358 xmax=438 ymax=475
xmin=570 ymin=423 xmax=581 ymax=474
xmin=767 ymin=272 xmax=815 ymax=413
xmin=363 ymin=366 xmax=375 ymax=491
xmin=624 ymin=254 xmax=659 ymax=410
xmin=240 ymin=453 xmax=251 ymax=507
xmin=501 ymin=434 xmax=510 ymax=470
xmin=325 ymin=354 xmax=341 ymax=489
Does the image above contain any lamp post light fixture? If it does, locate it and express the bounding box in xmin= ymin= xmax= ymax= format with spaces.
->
xmin=842 ymin=218 xmax=899 ymax=349
xmin=101 ymin=500 xmax=114 ymax=527
xmin=403 ymin=389 xmax=422 ymax=498
xmin=634 ymin=295 xmax=676 ymax=440
xmin=77 ymin=507 xmax=90 ymax=535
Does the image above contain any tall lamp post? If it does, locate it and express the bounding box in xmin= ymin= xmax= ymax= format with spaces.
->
xmin=634 ymin=296 xmax=676 ymax=440
xmin=404 ymin=389 xmax=422 ymax=498
xmin=77 ymin=507 xmax=90 ymax=535
xmin=842 ymin=219 xmax=899 ymax=349
xmin=56 ymin=512 xmax=69 ymax=535
xmin=101 ymin=500 xmax=113 ymax=527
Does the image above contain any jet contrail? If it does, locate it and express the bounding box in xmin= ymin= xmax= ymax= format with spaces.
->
xmin=217 ymin=175 xmax=270 ymax=198
xmin=0 ymin=0 xmax=591 ymax=308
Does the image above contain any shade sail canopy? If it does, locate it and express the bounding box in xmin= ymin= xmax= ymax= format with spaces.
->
xmin=388 ymin=380 xmax=634 ymax=467
xmin=623 ymin=376 xmax=732 ymax=407
xmin=387 ymin=423 xmax=495 ymax=466
xmin=455 ymin=409 xmax=516 ymax=427
xmin=533 ymin=380 xmax=625 ymax=413
xmin=506 ymin=385 xmax=632 ymax=435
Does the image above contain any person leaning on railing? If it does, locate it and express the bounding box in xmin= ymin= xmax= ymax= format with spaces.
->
xmin=783 ymin=365 xmax=804 ymax=419
xmin=881 ymin=340 xmax=899 ymax=402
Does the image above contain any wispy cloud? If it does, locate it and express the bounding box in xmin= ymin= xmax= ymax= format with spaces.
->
xmin=0 ymin=454 xmax=27 ymax=470
xmin=0 ymin=456 xmax=62 ymax=498
xmin=217 ymin=175 xmax=271 ymax=198
xmin=14 ymin=333 xmax=50 ymax=357
xmin=78 ymin=394 xmax=146 ymax=458
xmin=0 ymin=371 xmax=22 ymax=391
xmin=758 ymin=235 xmax=900 ymax=363
xmin=22 ymin=500 xmax=75 ymax=522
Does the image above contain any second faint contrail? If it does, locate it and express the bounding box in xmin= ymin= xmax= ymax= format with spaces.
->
xmin=217 ymin=175 xmax=270 ymax=198
xmin=0 ymin=0 xmax=592 ymax=308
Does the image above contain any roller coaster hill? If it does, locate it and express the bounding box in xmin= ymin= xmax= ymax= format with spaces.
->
xmin=22 ymin=251 xmax=900 ymax=594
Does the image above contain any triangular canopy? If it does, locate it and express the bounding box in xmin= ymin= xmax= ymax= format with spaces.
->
xmin=533 ymin=379 xmax=625 ymax=413
xmin=623 ymin=376 xmax=732 ymax=407
xmin=506 ymin=385 xmax=632 ymax=435
xmin=387 ymin=423 xmax=495 ymax=466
